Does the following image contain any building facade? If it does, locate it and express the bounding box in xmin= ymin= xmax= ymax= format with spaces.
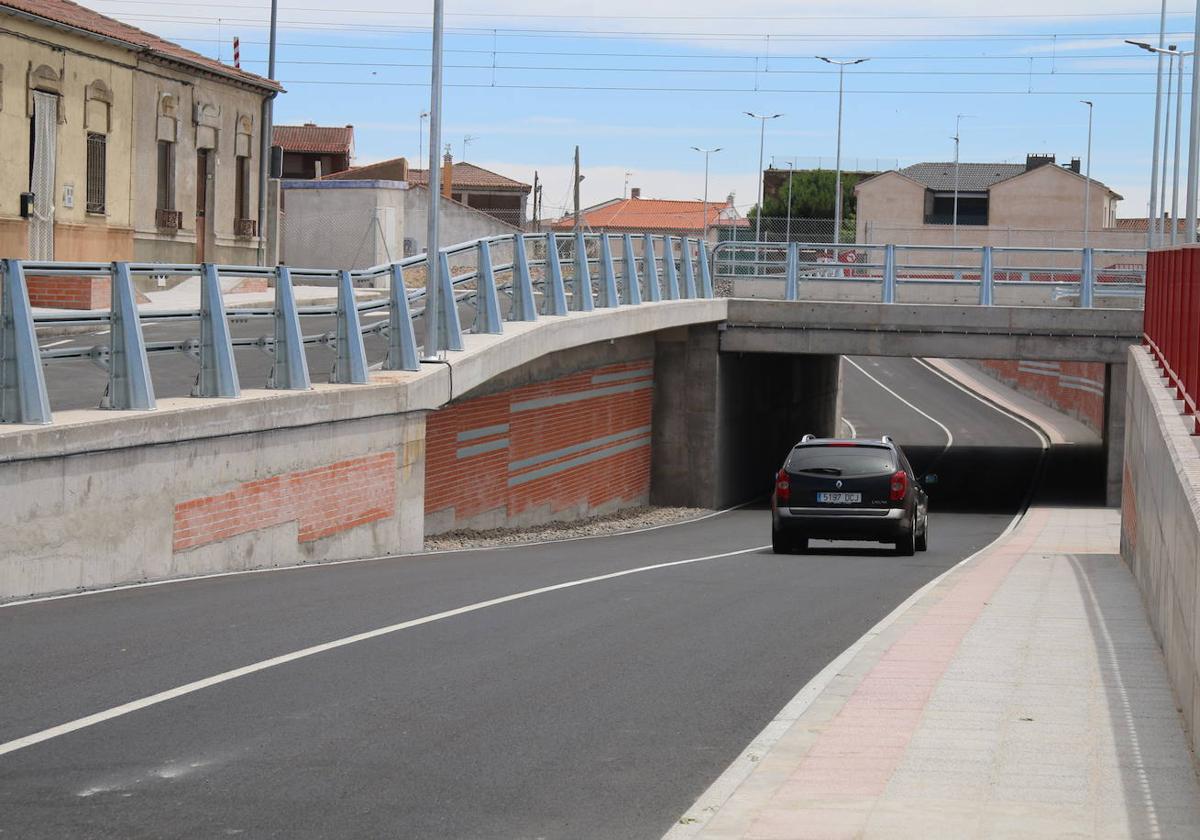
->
xmin=853 ymin=155 xmax=1130 ymax=250
xmin=274 ymin=123 xmax=354 ymax=180
xmin=0 ymin=0 xmax=279 ymax=302
xmin=551 ymin=189 xmax=745 ymax=244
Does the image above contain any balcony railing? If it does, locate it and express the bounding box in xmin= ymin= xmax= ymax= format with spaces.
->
xmin=234 ymin=218 xmax=258 ymax=238
xmin=155 ymin=209 xmax=182 ymax=231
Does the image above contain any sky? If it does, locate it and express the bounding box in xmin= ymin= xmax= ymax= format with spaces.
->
xmin=80 ymin=0 xmax=1200 ymax=221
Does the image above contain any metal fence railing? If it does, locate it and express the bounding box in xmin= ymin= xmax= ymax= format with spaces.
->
xmin=710 ymin=241 xmax=1146 ymax=307
xmin=1144 ymin=247 xmax=1200 ymax=434
xmin=0 ymin=232 xmax=714 ymax=426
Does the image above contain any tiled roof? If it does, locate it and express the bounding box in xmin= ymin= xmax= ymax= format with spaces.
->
xmin=550 ymin=197 xmax=745 ymax=232
xmin=899 ymin=162 xmax=1028 ymax=192
xmin=1116 ymin=217 xmax=1193 ymax=233
xmin=2 ymin=0 xmax=280 ymax=90
xmin=406 ymin=161 xmax=531 ymax=192
xmin=273 ymin=124 xmax=354 ymax=154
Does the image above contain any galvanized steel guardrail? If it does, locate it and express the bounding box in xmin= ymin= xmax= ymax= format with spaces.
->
xmin=0 ymin=231 xmax=715 ymax=425
xmin=711 ymin=241 xmax=1147 ymax=306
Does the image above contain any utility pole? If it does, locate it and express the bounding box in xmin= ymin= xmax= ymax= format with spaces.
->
xmin=418 ymin=111 xmax=429 ymax=171
xmin=1161 ymin=47 xmax=1177 ymax=248
xmin=424 ymin=0 xmax=445 ymax=359
xmin=532 ymin=170 xmax=539 ymax=228
xmin=255 ymin=0 xmax=278 ymax=266
xmin=1188 ymin=0 xmax=1200 ymax=242
xmin=691 ymin=146 xmax=722 ymax=241
xmin=785 ymin=158 xmax=795 ymax=242
xmin=573 ymin=145 xmax=582 ymax=230
xmin=951 ymin=114 xmax=972 ymax=248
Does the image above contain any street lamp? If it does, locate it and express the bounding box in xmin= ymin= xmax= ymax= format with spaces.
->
xmin=817 ymin=56 xmax=869 ymax=245
xmin=691 ymin=146 xmax=722 ymax=242
xmin=783 ymin=157 xmax=796 ymax=242
xmin=418 ymin=111 xmax=429 ymax=171
xmin=1128 ymin=14 xmax=1168 ymax=247
xmin=1081 ymin=101 xmax=1093 ymax=249
xmin=744 ymin=112 xmax=783 ymax=242
xmin=1128 ymin=40 xmax=1194 ymax=246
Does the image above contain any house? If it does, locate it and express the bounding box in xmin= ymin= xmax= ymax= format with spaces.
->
xmin=273 ymin=123 xmax=353 ymax=180
xmin=550 ymin=188 xmax=745 ymax=243
xmin=853 ymin=155 xmax=1130 ymax=250
xmin=0 ymin=0 xmax=280 ymax=305
xmin=325 ymin=155 xmax=530 ymax=228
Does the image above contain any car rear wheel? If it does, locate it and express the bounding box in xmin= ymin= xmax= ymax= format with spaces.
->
xmin=915 ymin=516 xmax=928 ymax=552
xmin=794 ymin=536 xmax=809 ymax=554
xmin=895 ymin=526 xmax=916 ymax=556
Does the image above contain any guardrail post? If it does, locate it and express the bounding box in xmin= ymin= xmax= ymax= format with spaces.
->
xmin=979 ymin=246 xmax=994 ymax=306
xmin=1080 ymin=247 xmax=1095 ymax=308
xmin=509 ymin=234 xmax=538 ymax=321
xmin=194 ymin=263 xmax=240 ymax=398
xmin=103 ymin=261 xmax=156 ymax=410
xmin=331 ymin=269 xmax=369 ymax=383
xmin=597 ymin=233 xmax=620 ymax=307
xmin=784 ymin=242 xmax=799 ymax=301
xmin=662 ymin=236 xmax=681 ymax=300
xmin=383 ymin=263 xmax=419 ymax=372
xmin=474 ymin=240 xmax=503 ymax=334
xmin=681 ymin=238 xmax=699 ymax=299
xmin=572 ymin=230 xmax=595 ymax=312
xmin=268 ymin=266 xmax=313 ymax=387
xmin=543 ymin=232 xmax=569 ymax=316
xmin=882 ymin=244 xmax=897 ymax=304
xmin=642 ymin=233 xmax=662 ymax=302
xmin=0 ymin=259 xmax=52 ymax=424
xmin=698 ymin=241 xmax=714 ymax=299
xmin=436 ymin=251 xmax=465 ymax=351
xmin=621 ymin=233 xmax=642 ymax=305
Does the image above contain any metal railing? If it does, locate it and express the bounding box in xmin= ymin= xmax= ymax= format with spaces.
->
xmin=0 ymin=231 xmax=715 ymax=425
xmin=711 ymin=241 xmax=1146 ymax=307
xmin=1144 ymin=247 xmax=1200 ymax=434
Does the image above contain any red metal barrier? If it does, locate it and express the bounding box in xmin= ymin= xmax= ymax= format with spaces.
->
xmin=1144 ymin=247 xmax=1200 ymax=434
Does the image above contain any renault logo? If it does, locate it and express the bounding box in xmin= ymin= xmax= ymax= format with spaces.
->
xmin=835 ymin=480 xmax=843 ymax=488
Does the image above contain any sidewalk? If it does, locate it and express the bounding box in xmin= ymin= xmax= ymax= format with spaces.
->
xmin=671 ymin=507 xmax=1200 ymax=839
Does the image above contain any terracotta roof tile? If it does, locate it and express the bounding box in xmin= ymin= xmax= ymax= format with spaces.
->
xmin=551 ymin=197 xmax=745 ymax=232
xmin=2 ymin=0 xmax=280 ymax=90
xmin=273 ymin=124 xmax=354 ymax=154
xmin=406 ymin=162 xmax=530 ymax=191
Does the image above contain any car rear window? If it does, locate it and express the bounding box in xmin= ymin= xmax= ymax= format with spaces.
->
xmin=785 ymin=445 xmax=897 ymax=476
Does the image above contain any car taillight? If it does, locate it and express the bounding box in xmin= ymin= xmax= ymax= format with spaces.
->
xmin=775 ymin=469 xmax=790 ymax=504
xmin=889 ymin=470 xmax=908 ymax=503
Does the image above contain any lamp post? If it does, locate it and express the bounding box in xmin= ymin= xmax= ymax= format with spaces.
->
xmin=1127 ymin=3 xmax=1168 ymax=247
xmin=817 ymin=57 xmax=869 ymax=245
xmin=255 ymin=0 xmax=278 ymax=265
xmin=418 ymin=111 xmax=429 ymax=171
xmin=691 ymin=146 xmax=722 ymax=242
xmin=1188 ymin=0 xmax=1200 ymax=242
xmin=784 ymin=157 xmax=795 ymax=242
xmin=1081 ymin=100 xmax=1093 ymax=249
xmin=745 ymin=112 xmax=783 ymax=242
xmin=424 ymin=0 xmax=445 ymax=359
xmin=1128 ymin=40 xmax=1194 ymax=246
xmin=951 ymin=114 xmax=972 ymax=248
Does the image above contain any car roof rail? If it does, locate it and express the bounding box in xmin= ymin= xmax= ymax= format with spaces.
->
xmin=801 ymin=433 xmax=816 ymax=443
xmin=881 ymin=434 xmax=893 ymax=445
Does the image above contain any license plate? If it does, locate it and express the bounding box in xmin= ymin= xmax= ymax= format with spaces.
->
xmin=817 ymin=492 xmax=861 ymax=504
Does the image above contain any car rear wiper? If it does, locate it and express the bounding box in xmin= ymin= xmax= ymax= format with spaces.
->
xmin=799 ymin=467 xmax=842 ymax=475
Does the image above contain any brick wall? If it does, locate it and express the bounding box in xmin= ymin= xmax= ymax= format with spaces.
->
xmin=972 ymin=359 xmax=1105 ymax=432
xmin=25 ymin=276 xmax=110 ymax=309
xmin=425 ymin=359 xmax=654 ymax=533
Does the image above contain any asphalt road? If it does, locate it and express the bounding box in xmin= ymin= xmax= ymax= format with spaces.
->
xmin=0 ymin=355 xmax=1101 ymax=839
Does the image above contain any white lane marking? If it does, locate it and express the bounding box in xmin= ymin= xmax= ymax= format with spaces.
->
xmin=841 ymin=417 xmax=858 ymax=439
xmin=664 ymin=508 xmax=1027 ymax=839
xmin=0 ymin=544 xmax=768 ymax=758
xmin=844 ymin=357 xmax=954 ymax=449
xmin=40 ymin=339 xmax=73 ymax=349
xmin=911 ymin=358 xmax=1050 ymax=451
xmin=1 ymin=504 xmax=754 ymax=610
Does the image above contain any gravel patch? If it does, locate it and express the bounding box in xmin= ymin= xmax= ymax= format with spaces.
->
xmin=424 ymin=505 xmax=711 ymax=551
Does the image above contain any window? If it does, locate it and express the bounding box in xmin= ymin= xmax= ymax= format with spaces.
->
xmin=785 ymin=445 xmax=897 ymax=478
xmin=157 ymin=140 xmax=175 ymax=211
xmin=924 ymin=191 xmax=988 ymax=226
xmin=86 ymin=132 xmax=106 ymax=214
xmin=235 ymin=154 xmax=250 ymax=222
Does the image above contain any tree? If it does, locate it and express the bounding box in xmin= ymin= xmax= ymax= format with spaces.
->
xmin=748 ymin=169 xmax=862 ymax=222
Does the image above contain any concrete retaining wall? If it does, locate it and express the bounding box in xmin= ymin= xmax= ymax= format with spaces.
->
xmin=969 ymin=359 xmax=1105 ymax=433
xmin=1121 ymin=347 xmax=1200 ymax=753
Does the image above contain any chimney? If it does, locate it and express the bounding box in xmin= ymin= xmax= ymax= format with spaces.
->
xmin=630 ymin=187 xmax=641 ymax=199
xmin=726 ymin=192 xmax=735 ymax=206
xmin=1068 ymin=157 xmax=1082 ymax=174
xmin=1025 ymin=153 xmax=1055 ymax=171
xmin=441 ymin=149 xmax=453 ymax=199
